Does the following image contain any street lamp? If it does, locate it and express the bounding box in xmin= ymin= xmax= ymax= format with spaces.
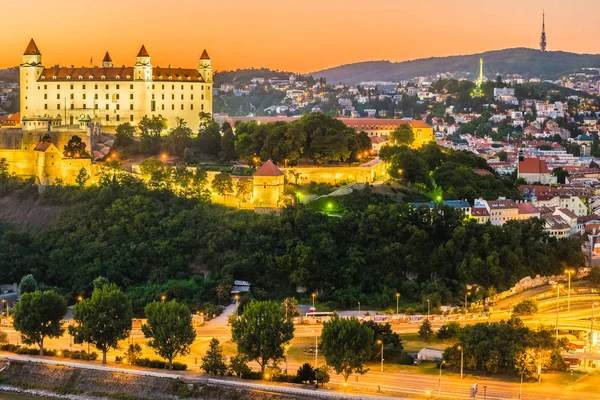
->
xmin=1 ymin=299 xmax=8 ymax=320
xmin=312 ymin=293 xmax=316 ymax=309
xmin=427 ymin=299 xmax=430 ymax=320
xmin=553 ymin=284 xmax=563 ymax=340
xmin=358 ymin=302 xmax=361 ymax=316
xmin=396 ymin=293 xmax=400 ymax=321
xmin=377 ymin=339 xmax=384 ymax=372
xmin=161 ymin=295 xmax=166 ymax=303
xmin=457 ymin=345 xmax=464 ymax=379
xmin=438 ymin=360 xmax=445 ymax=396
xmin=565 ymin=268 xmax=574 ymax=312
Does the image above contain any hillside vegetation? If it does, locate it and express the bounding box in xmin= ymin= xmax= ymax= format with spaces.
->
xmin=312 ymin=48 xmax=600 ymax=84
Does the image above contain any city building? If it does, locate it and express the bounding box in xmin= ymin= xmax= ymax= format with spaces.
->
xmin=20 ymin=39 xmax=213 ymax=131
xmin=518 ymin=158 xmax=556 ymax=185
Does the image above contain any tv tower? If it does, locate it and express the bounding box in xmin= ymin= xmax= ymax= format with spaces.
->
xmin=540 ymin=10 xmax=547 ymax=52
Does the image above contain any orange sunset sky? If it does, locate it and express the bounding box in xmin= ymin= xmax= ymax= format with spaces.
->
xmin=2 ymin=0 xmax=599 ymax=73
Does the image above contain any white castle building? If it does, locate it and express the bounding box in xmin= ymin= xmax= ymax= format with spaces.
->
xmin=19 ymin=39 xmax=213 ymax=131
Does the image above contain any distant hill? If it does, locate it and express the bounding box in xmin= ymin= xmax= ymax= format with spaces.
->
xmin=0 ymin=67 xmax=19 ymax=83
xmin=311 ymin=48 xmax=600 ymax=84
xmin=214 ymin=68 xmax=295 ymax=86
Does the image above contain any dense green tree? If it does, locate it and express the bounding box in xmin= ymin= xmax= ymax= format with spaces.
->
xmin=321 ymin=316 xmax=374 ymax=384
xmin=513 ymin=299 xmax=538 ymax=316
xmin=201 ymin=338 xmax=228 ymax=376
xmin=229 ymin=353 xmax=251 ymax=378
xmin=13 ymin=290 xmax=67 ymax=355
xmin=281 ymin=297 xmax=300 ymax=320
xmin=75 ymin=168 xmax=90 ymax=187
xmin=198 ymin=122 xmax=222 ymax=157
xmin=437 ymin=321 xmax=461 ymax=340
xmin=138 ymin=115 xmax=167 ymax=152
xmin=70 ymin=284 xmax=133 ymax=364
xmin=115 ymin=123 xmax=136 ymax=148
xmin=297 ymin=363 xmax=316 ymax=384
xmin=231 ymin=300 xmax=294 ymax=373
xmin=390 ymin=124 xmax=415 ymax=146
xmin=219 ymin=122 xmax=237 ymax=161
xmin=552 ymin=167 xmax=569 ymax=184
xmin=142 ymin=300 xmax=196 ymax=369
xmin=235 ymin=178 xmax=253 ymax=208
xmin=212 ymin=172 xmax=234 ymax=202
xmin=167 ymin=118 xmax=192 ymax=158
xmin=18 ymin=274 xmax=37 ymax=294
xmin=63 ymin=135 xmax=89 ymax=158
xmin=418 ymin=318 xmax=433 ymax=341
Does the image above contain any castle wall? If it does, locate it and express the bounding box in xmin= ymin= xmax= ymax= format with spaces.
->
xmin=282 ymin=160 xmax=388 ymax=185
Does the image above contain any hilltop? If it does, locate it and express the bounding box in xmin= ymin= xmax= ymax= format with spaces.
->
xmin=311 ymin=48 xmax=600 ymax=84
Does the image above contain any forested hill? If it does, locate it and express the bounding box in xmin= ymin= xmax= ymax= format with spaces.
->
xmin=214 ymin=68 xmax=295 ymax=86
xmin=311 ymin=48 xmax=600 ymax=84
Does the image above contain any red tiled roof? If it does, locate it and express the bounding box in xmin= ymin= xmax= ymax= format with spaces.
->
xmin=516 ymin=202 xmax=539 ymax=214
xmin=255 ymin=160 xmax=283 ymax=177
xmin=24 ymin=39 xmax=41 ymax=56
xmin=34 ymin=142 xmax=53 ymax=152
xmin=153 ymin=68 xmax=204 ymax=81
xmin=338 ymin=118 xmax=432 ymax=130
xmin=519 ymin=158 xmax=550 ymax=174
xmin=370 ymin=135 xmax=389 ymax=144
xmin=488 ymin=200 xmax=518 ymax=209
xmin=102 ymin=52 xmax=112 ymax=62
xmin=37 ymin=66 xmax=205 ymax=82
xmin=200 ymin=49 xmax=210 ymax=60
xmin=473 ymin=168 xmax=492 ymax=176
xmin=471 ymin=208 xmax=490 ymax=217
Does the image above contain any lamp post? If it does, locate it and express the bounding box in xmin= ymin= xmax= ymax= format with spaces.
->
xmin=465 ymin=291 xmax=471 ymax=321
xmin=553 ymin=284 xmax=562 ymax=340
xmin=458 ymin=345 xmax=464 ymax=379
xmin=427 ymin=299 xmax=430 ymax=320
xmin=438 ymin=360 xmax=445 ymax=396
xmin=377 ymin=340 xmax=384 ymax=372
xmin=312 ymin=293 xmax=316 ymax=309
xmin=565 ymin=269 xmax=574 ymax=312
xmin=396 ymin=293 xmax=400 ymax=322
xmin=358 ymin=302 xmax=361 ymax=316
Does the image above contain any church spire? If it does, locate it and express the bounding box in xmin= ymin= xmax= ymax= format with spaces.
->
xmin=540 ymin=10 xmax=547 ymax=52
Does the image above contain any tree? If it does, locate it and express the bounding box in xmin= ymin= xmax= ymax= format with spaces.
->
xmin=552 ymin=167 xmax=569 ymax=184
xmin=418 ymin=319 xmax=433 ymax=341
xmin=139 ymin=157 xmax=163 ymax=179
xmin=167 ymin=118 xmax=192 ymax=158
xmin=235 ymin=179 xmax=253 ymax=208
xmin=588 ymin=267 xmax=600 ymax=285
xmin=497 ymin=151 xmax=508 ymax=162
xmin=231 ymin=300 xmax=294 ymax=373
xmin=0 ymin=330 xmax=7 ymax=344
xmin=198 ymin=122 xmax=222 ymax=157
xmin=437 ymin=321 xmax=461 ymax=340
xmin=63 ymin=135 xmax=89 ymax=158
xmin=281 ymin=297 xmax=299 ymax=321
xmin=212 ymin=172 xmax=234 ymax=203
xmin=361 ymin=320 xmax=402 ymax=353
xmin=229 ymin=353 xmax=251 ymax=378
xmin=513 ymin=300 xmax=538 ymax=316
xmin=13 ymin=290 xmax=67 ymax=355
xmin=320 ymin=316 xmax=374 ymax=384
xmin=138 ymin=115 xmax=167 ymax=152
xmin=201 ymin=338 xmax=228 ymax=376
xmin=40 ymin=134 xmax=52 ymax=143
xmin=297 ymin=363 xmax=316 ymax=384
xmin=198 ymin=111 xmax=213 ymax=132
xmin=18 ymin=274 xmax=38 ymax=294
xmin=390 ymin=124 xmax=415 ymax=146
xmin=142 ymin=300 xmax=196 ymax=369
xmin=125 ymin=343 xmax=142 ymax=364
xmin=219 ymin=122 xmax=237 ymax=161
xmin=75 ymin=168 xmax=90 ymax=187
xmin=115 ymin=123 xmax=136 ymax=148
xmin=315 ymin=366 xmax=330 ymax=386
xmin=69 ymin=284 xmax=133 ymax=364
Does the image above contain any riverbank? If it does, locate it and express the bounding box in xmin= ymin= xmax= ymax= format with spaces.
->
xmin=0 ymin=359 xmax=305 ymax=400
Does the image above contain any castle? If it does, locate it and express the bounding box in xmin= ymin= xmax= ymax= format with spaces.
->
xmin=20 ymin=39 xmax=213 ymax=131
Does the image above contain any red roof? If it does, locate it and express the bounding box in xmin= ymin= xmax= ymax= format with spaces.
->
xmin=519 ymin=158 xmax=550 ymax=174
xmin=338 ymin=118 xmax=432 ymax=130
xmin=473 ymin=169 xmax=492 ymax=176
xmin=255 ymin=160 xmax=284 ymax=177
xmin=34 ymin=142 xmax=53 ymax=152
xmin=24 ymin=39 xmax=41 ymax=56
xmin=370 ymin=135 xmax=389 ymax=144
xmin=102 ymin=52 xmax=112 ymax=62
xmin=516 ymin=202 xmax=539 ymax=215
xmin=200 ymin=49 xmax=210 ymax=60
xmin=37 ymin=66 xmax=205 ymax=82
xmin=471 ymin=208 xmax=490 ymax=217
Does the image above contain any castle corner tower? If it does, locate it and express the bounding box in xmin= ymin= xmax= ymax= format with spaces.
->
xmin=134 ymin=45 xmax=152 ymax=81
xmin=198 ymin=49 xmax=213 ymax=84
xmin=102 ymin=52 xmax=114 ymax=68
xmin=20 ymin=39 xmax=44 ymax=118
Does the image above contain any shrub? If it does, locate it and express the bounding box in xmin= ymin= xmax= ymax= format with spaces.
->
xmin=513 ymin=300 xmax=538 ymax=316
xmin=296 ymin=363 xmax=315 ymax=384
xmin=437 ymin=321 xmax=462 ymax=340
xmin=132 ymin=357 xmax=187 ymax=370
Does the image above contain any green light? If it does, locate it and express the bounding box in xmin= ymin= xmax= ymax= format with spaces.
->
xmin=327 ymin=202 xmax=333 ymax=209
xmin=436 ymin=196 xmax=442 ymax=202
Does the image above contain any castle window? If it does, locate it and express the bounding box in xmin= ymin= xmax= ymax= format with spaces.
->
xmin=101 ymin=76 xmax=105 ymax=80
xmin=116 ymin=85 xmax=120 ymax=90
xmin=181 ymin=94 xmax=184 ymax=100
xmin=95 ymin=85 xmax=98 ymax=90
xmin=190 ymin=104 xmax=193 ymax=110
xmin=95 ymin=104 xmax=98 ymax=109
xmin=162 ymin=85 xmax=165 ymax=89
xmin=116 ymin=104 xmax=120 ymax=110
xmin=191 ymin=94 xmax=194 ymax=100
xmin=70 ymin=94 xmax=74 ymax=100
xmin=152 ymin=84 xmax=155 ymax=89
xmin=105 ymin=94 xmax=109 ymax=100
xmin=116 ymin=76 xmax=120 ymax=80
xmin=94 ymin=94 xmax=98 ymax=100
xmin=106 ymin=85 xmax=109 ymax=90
xmin=82 ymin=94 xmax=86 ymax=100
xmin=130 ymin=115 xmax=134 ymax=122
xmin=89 ymin=76 xmax=93 ymax=80
xmin=130 ymin=85 xmax=133 ymax=90
xmin=44 ymin=94 xmax=47 ymax=99
xmin=44 ymin=85 xmax=47 ymax=89
xmin=83 ymin=85 xmax=86 ymax=89
xmin=70 ymin=104 xmax=74 ymax=109
xmin=44 ymin=104 xmax=47 ymax=109
xmin=106 ymin=104 xmax=109 ymax=110
xmin=106 ymin=115 xmax=109 ymax=121
xmin=181 ymin=104 xmax=184 ymax=110
xmin=181 ymin=85 xmax=184 ymax=90
xmin=52 ymin=76 xmax=56 ymax=80
xmin=171 ymin=105 xmax=174 ymax=110
xmin=201 ymin=94 xmax=204 ymax=100
xmin=116 ymin=115 xmax=120 ymax=122
xmin=130 ymin=94 xmax=133 ymax=100
xmin=67 ymin=76 xmax=71 ymax=80
xmin=83 ymin=104 xmax=87 ymax=109
xmin=162 ymin=94 xmax=164 ymax=100
xmin=201 ymin=104 xmax=204 ymax=111
xmin=57 ymin=104 xmax=60 ymax=110
xmin=172 ymin=94 xmax=175 ymax=100
xmin=57 ymin=94 xmax=60 ymax=99
xmin=172 ymin=85 xmax=175 ymax=89
xmin=57 ymin=85 xmax=60 ymax=90
xmin=130 ymin=104 xmax=134 ymax=110
xmin=79 ymin=76 xmax=83 ymax=80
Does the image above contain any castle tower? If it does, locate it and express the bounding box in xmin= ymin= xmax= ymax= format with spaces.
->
xmin=198 ymin=49 xmax=213 ymax=83
xmin=20 ymin=39 xmax=44 ymax=118
xmin=134 ymin=45 xmax=152 ymax=81
xmin=540 ymin=10 xmax=547 ymax=52
xmin=102 ymin=51 xmax=113 ymax=68
xmin=253 ymin=160 xmax=284 ymax=209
